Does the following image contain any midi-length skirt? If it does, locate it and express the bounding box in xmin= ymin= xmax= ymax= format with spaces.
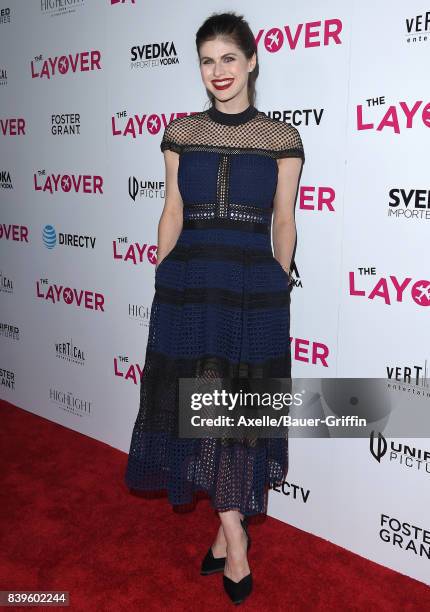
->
xmin=125 ymin=221 xmax=292 ymax=516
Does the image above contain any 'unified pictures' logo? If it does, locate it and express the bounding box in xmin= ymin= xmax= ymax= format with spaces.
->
xmin=388 ymin=188 xmax=430 ymax=221
xmin=130 ymin=41 xmax=179 ymax=69
xmin=55 ymin=337 xmax=85 ymax=366
xmin=128 ymin=176 xmax=165 ymax=202
xmin=405 ymin=11 xmax=429 ymax=44
xmin=370 ymin=431 xmax=430 ymax=475
xmin=0 ymin=322 xmax=19 ymax=340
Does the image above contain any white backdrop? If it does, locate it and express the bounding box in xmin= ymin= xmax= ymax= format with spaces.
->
xmin=1 ymin=0 xmax=429 ymax=587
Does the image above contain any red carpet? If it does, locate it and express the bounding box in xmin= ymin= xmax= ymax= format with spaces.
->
xmin=1 ymin=399 xmax=429 ymax=611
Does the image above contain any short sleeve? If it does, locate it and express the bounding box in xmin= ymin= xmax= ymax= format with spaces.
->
xmin=160 ymin=118 xmax=183 ymax=154
xmin=274 ymin=124 xmax=305 ymax=162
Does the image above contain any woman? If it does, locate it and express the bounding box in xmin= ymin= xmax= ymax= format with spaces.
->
xmin=125 ymin=11 xmax=304 ymax=605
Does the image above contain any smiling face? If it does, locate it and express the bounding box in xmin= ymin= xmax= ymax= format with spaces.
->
xmin=198 ymin=37 xmax=256 ymax=106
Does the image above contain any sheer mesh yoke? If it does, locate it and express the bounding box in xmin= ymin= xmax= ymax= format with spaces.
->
xmin=125 ymin=105 xmax=304 ymax=517
xmin=160 ymin=107 xmax=305 ymax=160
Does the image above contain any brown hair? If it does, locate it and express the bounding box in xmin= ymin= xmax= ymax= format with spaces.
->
xmin=195 ymin=11 xmax=259 ymax=108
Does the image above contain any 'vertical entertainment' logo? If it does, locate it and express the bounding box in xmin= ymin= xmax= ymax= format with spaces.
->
xmin=405 ymin=11 xmax=429 ymax=44
xmin=386 ymin=360 xmax=429 ymax=389
xmin=55 ymin=338 xmax=86 ymax=366
xmin=0 ymin=67 xmax=7 ymax=86
xmin=0 ymin=269 xmax=14 ymax=294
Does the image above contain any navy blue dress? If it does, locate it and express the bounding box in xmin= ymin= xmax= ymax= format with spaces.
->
xmin=125 ymin=104 xmax=305 ymax=516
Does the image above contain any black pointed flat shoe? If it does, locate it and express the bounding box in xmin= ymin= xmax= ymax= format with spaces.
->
xmin=200 ymin=517 xmax=250 ymax=576
xmin=223 ymin=572 xmax=253 ymax=605
xmin=222 ymin=516 xmax=252 ymax=604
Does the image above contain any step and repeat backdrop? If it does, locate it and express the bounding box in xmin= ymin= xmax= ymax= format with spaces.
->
xmin=1 ymin=0 xmax=429 ymax=587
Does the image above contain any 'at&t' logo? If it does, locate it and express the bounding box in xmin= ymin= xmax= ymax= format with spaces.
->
xmin=350 ymin=271 xmax=430 ymax=307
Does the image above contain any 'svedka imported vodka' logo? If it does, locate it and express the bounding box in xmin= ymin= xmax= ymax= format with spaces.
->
xmin=0 ymin=170 xmax=13 ymax=189
xmin=388 ymin=188 xmax=430 ymax=221
xmin=130 ymin=40 xmax=178 ymax=69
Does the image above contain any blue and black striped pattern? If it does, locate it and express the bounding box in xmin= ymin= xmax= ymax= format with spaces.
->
xmin=125 ymin=105 xmax=304 ymax=516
